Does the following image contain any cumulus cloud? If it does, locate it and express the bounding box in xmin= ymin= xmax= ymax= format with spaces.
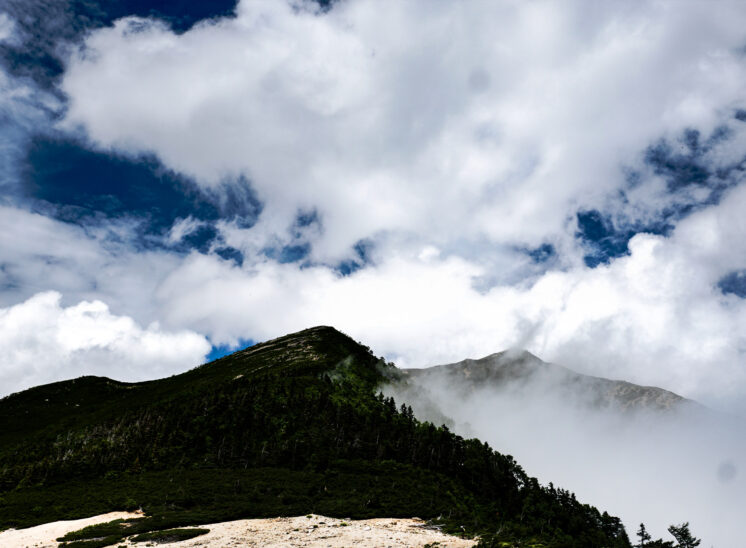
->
xmin=0 ymin=291 xmax=210 ymax=397
xmin=60 ymin=0 xmax=746 ymax=260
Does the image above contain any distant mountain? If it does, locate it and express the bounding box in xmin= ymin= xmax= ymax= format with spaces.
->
xmin=0 ymin=327 xmax=630 ymax=548
xmin=399 ymin=349 xmax=699 ymax=414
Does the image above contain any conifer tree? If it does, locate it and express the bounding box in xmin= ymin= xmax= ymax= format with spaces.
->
xmin=667 ymin=522 xmax=700 ymax=548
xmin=636 ymin=523 xmax=651 ymax=547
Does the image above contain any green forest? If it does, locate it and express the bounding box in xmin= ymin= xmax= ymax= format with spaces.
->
xmin=1 ymin=326 xmax=635 ymax=547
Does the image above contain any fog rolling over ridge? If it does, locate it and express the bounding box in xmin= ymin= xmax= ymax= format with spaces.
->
xmin=384 ymin=350 xmax=746 ymax=547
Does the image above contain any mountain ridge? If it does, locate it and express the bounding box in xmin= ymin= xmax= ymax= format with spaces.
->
xmin=0 ymin=326 xmax=631 ymax=547
xmin=401 ymin=348 xmax=698 ymax=414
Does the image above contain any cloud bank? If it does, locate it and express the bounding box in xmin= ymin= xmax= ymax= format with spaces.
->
xmin=384 ymin=364 xmax=746 ymax=548
xmin=0 ymin=291 xmax=210 ymax=396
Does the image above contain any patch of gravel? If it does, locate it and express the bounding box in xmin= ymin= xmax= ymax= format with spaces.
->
xmin=1 ymin=512 xmax=477 ymax=547
xmin=118 ymin=514 xmax=476 ymax=548
xmin=0 ymin=511 xmax=144 ymax=548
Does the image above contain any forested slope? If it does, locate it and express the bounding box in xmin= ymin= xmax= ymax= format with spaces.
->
xmin=0 ymin=326 xmax=630 ymax=547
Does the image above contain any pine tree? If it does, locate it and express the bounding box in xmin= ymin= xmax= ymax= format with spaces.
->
xmin=667 ymin=522 xmax=701 ymax=548
xmin=636 ymin=523 xmax=652 ymax=547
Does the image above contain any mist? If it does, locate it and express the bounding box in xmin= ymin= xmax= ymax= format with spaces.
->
xmin=384 ymin=351 xmax=746 ymax=547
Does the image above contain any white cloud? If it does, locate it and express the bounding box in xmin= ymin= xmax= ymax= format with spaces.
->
xmin=60 ymin=0 xmax=746 ymax=260
xmin=0 ymin=204 xmax=184 ymax=323
xmin=146 ymin=184 xmax=746 ymax=414
xmin=166 ymin=216 xmax=206 ymax=244
xmin=0 ymin=67 xmax=61 ymax=192
xmin=0 ymin=291 xmax=210 ymax=397
xmin=0 ymin=13 xmax=17 ymax=44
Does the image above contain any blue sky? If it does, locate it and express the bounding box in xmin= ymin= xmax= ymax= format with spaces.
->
xmin=2 ymin=0 xmax=746 ymax=414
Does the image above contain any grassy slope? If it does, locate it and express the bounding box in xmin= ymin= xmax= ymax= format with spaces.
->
xmin=0 ymin=326 xmax=630 ymax=547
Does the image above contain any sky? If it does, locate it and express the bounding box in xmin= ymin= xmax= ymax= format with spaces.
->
xmin=2 ymin=0 xmax=746 ymax=419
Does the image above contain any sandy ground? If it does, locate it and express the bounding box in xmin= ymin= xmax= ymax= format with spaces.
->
xmin=0 ymin=513 xmax=477 ymax=547
xmin=0 ymin=511 xmax=144 ymax=548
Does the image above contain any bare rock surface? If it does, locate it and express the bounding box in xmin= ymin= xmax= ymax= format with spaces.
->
xmin=0 ymin=510 xmax=144 ymax=548
xmin=0 ymin=513 xmax=477 ymax=548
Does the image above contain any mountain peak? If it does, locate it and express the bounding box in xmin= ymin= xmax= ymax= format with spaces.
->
xmin=402 ymin=349 xmax=695 ymax=413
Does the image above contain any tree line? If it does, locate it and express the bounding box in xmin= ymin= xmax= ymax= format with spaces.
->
xmin=635 ymin=522 xmax=701 ymax=548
